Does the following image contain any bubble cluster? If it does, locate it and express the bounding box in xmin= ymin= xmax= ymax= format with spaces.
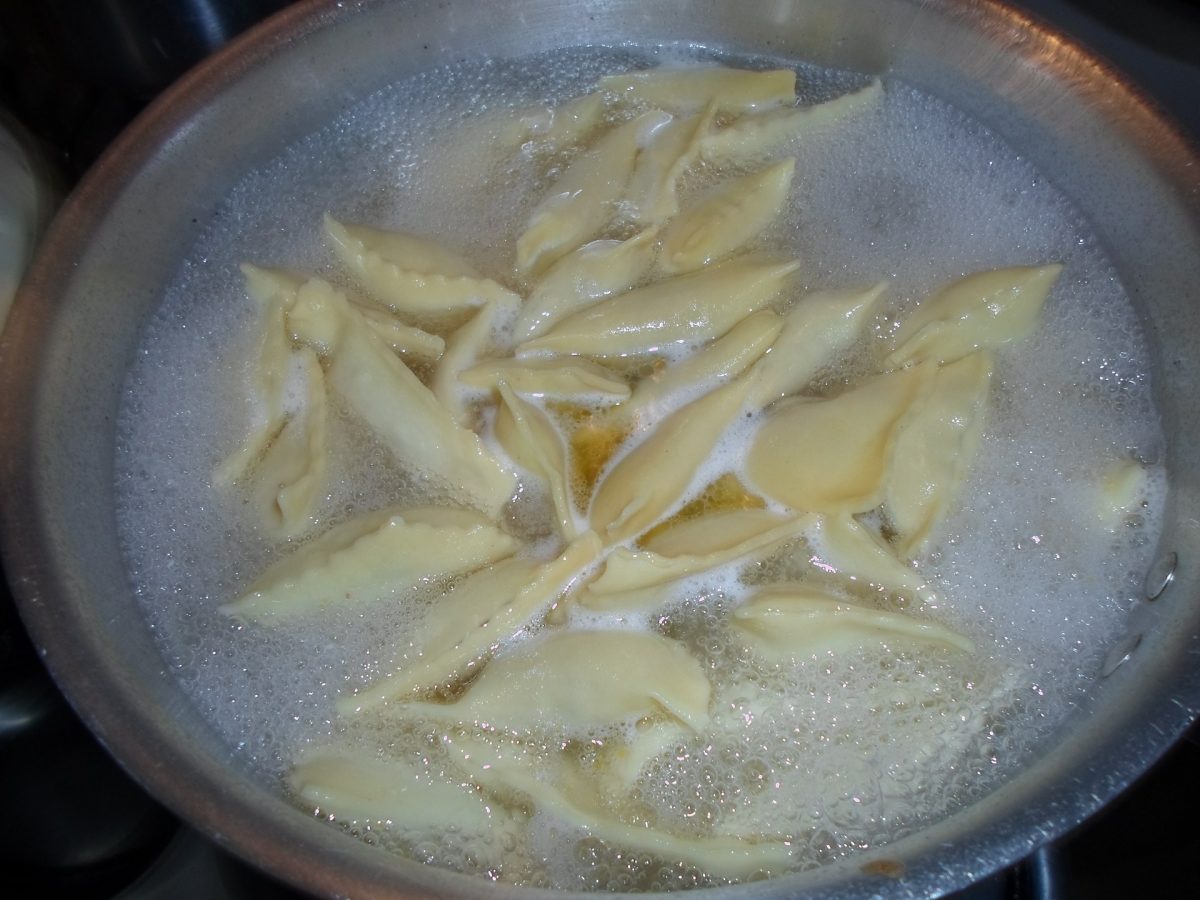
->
xmin=113 ymin=43 xmax=1165 ymax=889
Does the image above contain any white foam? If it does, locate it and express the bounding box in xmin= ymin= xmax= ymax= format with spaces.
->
xmin=114 ymin=44 xmax=1165 ymax=890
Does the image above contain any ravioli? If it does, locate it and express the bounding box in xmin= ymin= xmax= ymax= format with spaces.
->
xmin=512 ymin=228 xmax=660 ymax=342
xmin=621 ymin=309 xmax=781 ymax=425
xmin=325 ymin=214 xmax=522 ymax=314
xmin=745 ymin=282 xmax=886 ymax=409
xmin=808 ymin=514 xmax=937 ymax=603
xmin=590 ymin=374 xmax=755 ymax=544
xmin=700 ymin=80 xmax=883 ymax=166
xmin=494 ymin=382 xmax=578 ymax=541
xmin=519 ymin=257 xmax=800 ymax=357
xmin=599 ymin=66 xmax=797 ymax=115
xmin=396 ymin=629 xmax=711 ymax=733
xmin=341 ymin=532 xmax=602 ymax=710
xmin=587 ymin=509 xmax=817 ymax=596
xmin=733 ymin=586 xmax=975 ymax=660
xmin=291 ymin=749 xmax=498 ymax=832
xmin=462 ymin=355 xmax=630 ymax=401
xmin=515 ymin=112 xmax=650 ymax=279
xmin=443 ymin=732 xmax=794 ymax=878
xmin=221 ymin=505 xmax=519 ymax=623
xmin=746 ymin=362 xmax=931 ymax=514
xmin=885 ymin=351 xmax=994 ymax=557
xmin=431 ymin=298 xmax=517 ymax=425
xmin=623 ymin=103 xmax=715 ymax=224
xmin=285 ymin=277 xmax=517 ymax=518
xmin=658 ymin=158 xmax=795 ymax=275
xmin=249 ymin=348 xmax=328 ymax=538
xmin=888 ymin=264 xmax=1062 ymax=367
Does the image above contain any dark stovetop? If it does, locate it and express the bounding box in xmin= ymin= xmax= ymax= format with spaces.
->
xmin=1 ymin=1 xmax=1198 ymax=898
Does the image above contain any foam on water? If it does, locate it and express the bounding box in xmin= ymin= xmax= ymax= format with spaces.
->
xmin=114 ymin=44 xmax=1166 ymax=890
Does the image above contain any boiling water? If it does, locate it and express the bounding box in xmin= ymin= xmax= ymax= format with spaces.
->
xmin=114 ymin=45 xmax=1165 ymax=889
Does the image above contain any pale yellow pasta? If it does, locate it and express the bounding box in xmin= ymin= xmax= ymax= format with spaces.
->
xmin=622 ymin=309 xmax=782 ymax=425
xmin=341 ymin=532 xmax=602 ymax=711
xmin=588 ymin=509 xmax=818 ymax=596
xmin=291 ymin=749 xmax=499 ymax=831
xmin=250 ymin=348 xmax=328 ymax=538
xmin=590 ymin=374 xmax=755 ymax=544
xmin=348 ymin=299 xmax=445 ymax=360
xmin=515 ymin=112 xmax=650 ymax=279
xmin=599 ymin=66 xmax=796 ymax=115
xmin=745 ymin=282 xmax=886 ymax=409
xmin=285 ymin=277 xmax=517 ymax=518
xmin=325 ymin=214 xmax=521 ymax=314
xmin=593 ymin=719 xmax=689 ymax=795
xmin=1095 ymin=457 xmax=1149 ymax=528
xmin=442 ymin=732 xmax=794 ymax=877
xmin=518 ymin=91 xmax=607 ymax=151
xmin=461 ymin=356 xmax=630 ymax=402
xmin=746 ymin=362 xmax=931 ymax=514
xmin=213 ymin=265 xmax=302 ymax=485
xmin=623 ymin=103 xmax=715 ymax=224
xmin=221 ymin=505 xmax=520 ymax=623
xmin=494 ymin=382 xmax=578 ymax=541
xmin=808 ymin=514 xmax=937 ymax=603
xmin=518 ymin=257 xmax=800 ymax=357
xmin=513 ymin=228 xmax=660 ymax=342
xmin=888 ymin=264 xmax=1062 ymax=367
xmin=658 ymin=158 xmax=795 ymax=275
xmin=395 ymin=629 xmax=712 ymax=733
xmin=733 ymin=586 xmax=975 ymax=660
xmin=886 ymin=351 xmax=994 ymax=557
xmin=701 ymin=80 xmax=883 ymax=166
xmin=431 ymin=298 xmax=518 ymax=425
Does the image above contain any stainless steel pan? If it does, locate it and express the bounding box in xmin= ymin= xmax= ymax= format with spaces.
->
xmin=2 ymin=1 xmax=1198 ymax=896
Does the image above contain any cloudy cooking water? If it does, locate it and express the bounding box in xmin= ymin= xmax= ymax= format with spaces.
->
xmin=113 ymin=45 xmax=1165 ymax=888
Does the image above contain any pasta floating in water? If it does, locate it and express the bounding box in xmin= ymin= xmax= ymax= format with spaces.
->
xmin=512 ymin=227 xmax=660 ymax=342
xmin=325 ymin=215 xmax=522 ymax=314
xmin=395 ymin=629 xmax=712 ymax=734
xmin=599 ymin=66 xmax=797 ymax=115
xmin=746 ymin=362 xmax=932 ymax=514
xmin=887 ymin=264 xmax=1062 ymax=367
xmin=518 ymin=256 xmax=800 ymax=357
xmin=658 ymin=158 xmax=795 ymax=275
xmin=885 ymin=351 xmax=994 ymax=557
xmin=211 ymin=62 xmax=1067 ymax=887
xmin=733 ymin=586 xmax=975 ymax=660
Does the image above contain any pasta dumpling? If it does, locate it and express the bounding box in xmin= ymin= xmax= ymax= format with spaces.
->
xmin=515 ymin=112 xmax=650 ymax=279
xmin=599 ymin=66 xmax=796 ymax=115
xmin=442 ymin=732 xmax=794 ymax=877
xmin=746 ymin=362 xmax=931 ymax=514
xmin=291 ymin=749 xmax=499 ymax=832
xmin=512 ymin=228 xmax=660 ymax=342
xmin=888 ymin=264 xmax=1062 ymax=367
xmin=733 ymin=586 xmax=975 ymax=660
xmin=249 ymin=348 xmax=328 ymax=538
xmin=622 ymin=103 xmax=715 ymax=224
xmin=519 ymin=257 xmax=800 ymax=357
xmin=588 ymin=509 xmax=817 ymax=596
xmin=808 ymin=514 xmax=936 ymax=603
xmin=621 ymin=309 xmax=781 ymax=426
xmin=658 ymin=158 xmax=795 ymax=275
xmin=341 ymin=532 xmax=602 ymax=710
xmin=325 ymin=214 xmax=522 ymax=314
xmin=886 ymin=351 xmax=994 ymax=557
xmin=286 ymin=277 xmax=517 ymax=518
xmin=431 ymin=299 xmax=518 ymax=425
xmin=746 ymin=282 xmax=886 ymax=409
xmin=396 ymin=629 xmax=712 ymax=734
xmin=590 ymin=374 xmax=754 ymax=544
xmin=700 ymin=80 xmax=883 ymax=167
xmin=221 ymin=505 xmax=520 ymax=623
xmin=461 ymin=356 xmax=630 ymax=401
xmin=494 ymin=382 xmax=578 ymax=541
